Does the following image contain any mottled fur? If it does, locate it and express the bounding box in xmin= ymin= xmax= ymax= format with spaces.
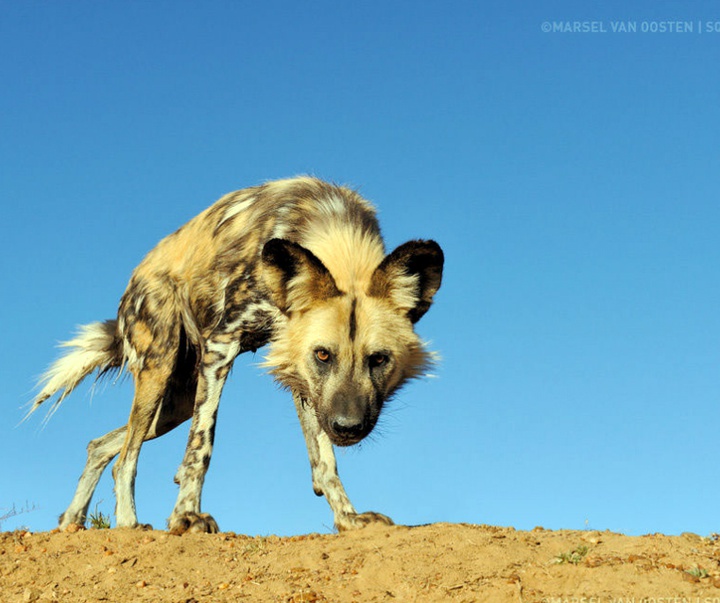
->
xmin=27 ymin=177 xmax=443 ymax=533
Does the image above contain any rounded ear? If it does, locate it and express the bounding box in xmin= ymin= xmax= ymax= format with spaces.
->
xmin=261 ymin=239 xmax=341 ymax=314
xmin=369 ymin=239 xmax=444 ymax=323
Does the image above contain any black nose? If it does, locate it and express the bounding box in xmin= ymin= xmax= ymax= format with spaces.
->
xmin=331 ymin=415 xmax=366 ymax=441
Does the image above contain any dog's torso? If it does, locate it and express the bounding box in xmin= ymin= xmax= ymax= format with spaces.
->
xmin=118 ymin=177 xmax=384 ymax=368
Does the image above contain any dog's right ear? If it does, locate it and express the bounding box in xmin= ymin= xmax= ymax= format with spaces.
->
xmin=261 ymin=239 xmax=341 ymax=314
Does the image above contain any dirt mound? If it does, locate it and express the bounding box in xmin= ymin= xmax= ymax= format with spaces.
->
xmin=2 ymin=523 xmax=720 ymax=602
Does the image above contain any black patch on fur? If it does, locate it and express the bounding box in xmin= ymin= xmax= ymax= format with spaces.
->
xmin=239 ymin=329 xmax=272 ymax=353
xmin=348 ymin=298 xmax=357 ymax=342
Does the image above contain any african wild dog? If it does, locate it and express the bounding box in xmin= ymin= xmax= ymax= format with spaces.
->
xmin=27 ymin=177 xmax=443 ymax=533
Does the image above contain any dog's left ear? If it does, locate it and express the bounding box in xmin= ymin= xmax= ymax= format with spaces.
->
xmin=369 ymin=240 xmax=444 ymax=323
xmin=261 ymin=238 xmax=341 ymax=314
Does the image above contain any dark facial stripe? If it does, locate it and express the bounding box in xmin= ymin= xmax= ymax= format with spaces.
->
xmin=348 ymin=297 xmax=357 ymax=341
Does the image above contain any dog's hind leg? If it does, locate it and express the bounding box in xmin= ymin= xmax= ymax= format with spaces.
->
xmin=59 ymin=377 xmax=196 ymax=530
xmin=59 ymin=425 xmax=127 ymax=529
xmin=292 ymin=393 xmax=394 ymax=531
xmin=59 ymin=371 xmax=196 ymax=530
xmin=58 ymin=311 xmax=197 ymax=531
xmin=111 ymin=362 xmax=179 ymax=528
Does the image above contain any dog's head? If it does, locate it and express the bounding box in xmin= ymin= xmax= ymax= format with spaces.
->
xmin=261 ymin=237 xmax=443 ymax=446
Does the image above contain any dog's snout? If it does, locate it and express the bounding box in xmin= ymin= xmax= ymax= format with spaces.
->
xmin=331 ymin=415 xmax=366 ymax=440
xmin=327 ymin=392 xmax=372 ymax=445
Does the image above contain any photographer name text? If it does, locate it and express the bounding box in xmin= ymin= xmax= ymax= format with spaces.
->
xmin=541 ymin=20 xmax=720 ymax=34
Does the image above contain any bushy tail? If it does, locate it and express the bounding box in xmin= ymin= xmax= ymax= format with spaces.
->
xmin=25 ymin=319 xmax=124 ymax=423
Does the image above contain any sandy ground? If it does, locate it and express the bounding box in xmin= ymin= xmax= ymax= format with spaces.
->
xmin=3 ymin=523 xmax=720 ymax=602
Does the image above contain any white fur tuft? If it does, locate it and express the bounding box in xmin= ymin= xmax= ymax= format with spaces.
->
xmin=24 ymin=320 xmax=121 ymax=423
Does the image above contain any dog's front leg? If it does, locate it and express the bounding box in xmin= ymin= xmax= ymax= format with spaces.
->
xmin=293 ymin=393 xmax=393 ymax=531
xmin=168 ymin=339 xmax=238 ymax=534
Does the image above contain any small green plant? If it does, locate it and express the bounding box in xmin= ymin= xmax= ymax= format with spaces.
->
xmin=553 ymin=544 xmax=589 ymax=565
xmin=243 ymin=536 xmax=269 ymax=555
xmin=686 ymin=566 xmax=709 ymax=579
xmin=88 ymin=503 xmax=111 ymax=529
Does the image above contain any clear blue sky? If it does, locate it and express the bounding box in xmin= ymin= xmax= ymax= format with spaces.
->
xmin=2 ymin=1 xmax=719 ymax=537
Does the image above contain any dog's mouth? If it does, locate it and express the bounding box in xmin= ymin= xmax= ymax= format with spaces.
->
xmin=327 ymin=431 xmax=366 ymax=447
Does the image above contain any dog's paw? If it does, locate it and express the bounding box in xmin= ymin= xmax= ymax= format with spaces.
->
xmin=168 ymin=512 xmax=220 ymax=535
xmin=336 ymin=511 xmax=394 ymax=532
xmin=59 ymin=511 xmax=87 ymax=531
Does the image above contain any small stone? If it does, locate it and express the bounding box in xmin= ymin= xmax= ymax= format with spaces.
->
xmin=23 ymin=588 xmax=41 ymax=602
xmin=40 ymin=587 xmax=58 ymax=602
xmin=581 ymin=531 xmax=602 ymax=544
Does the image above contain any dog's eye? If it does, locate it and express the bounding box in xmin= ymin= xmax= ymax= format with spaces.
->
xmin=315 ymin=349 xmax=331 ymax=363
xmin=368 ymin=353 xmax=389 ymax=369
